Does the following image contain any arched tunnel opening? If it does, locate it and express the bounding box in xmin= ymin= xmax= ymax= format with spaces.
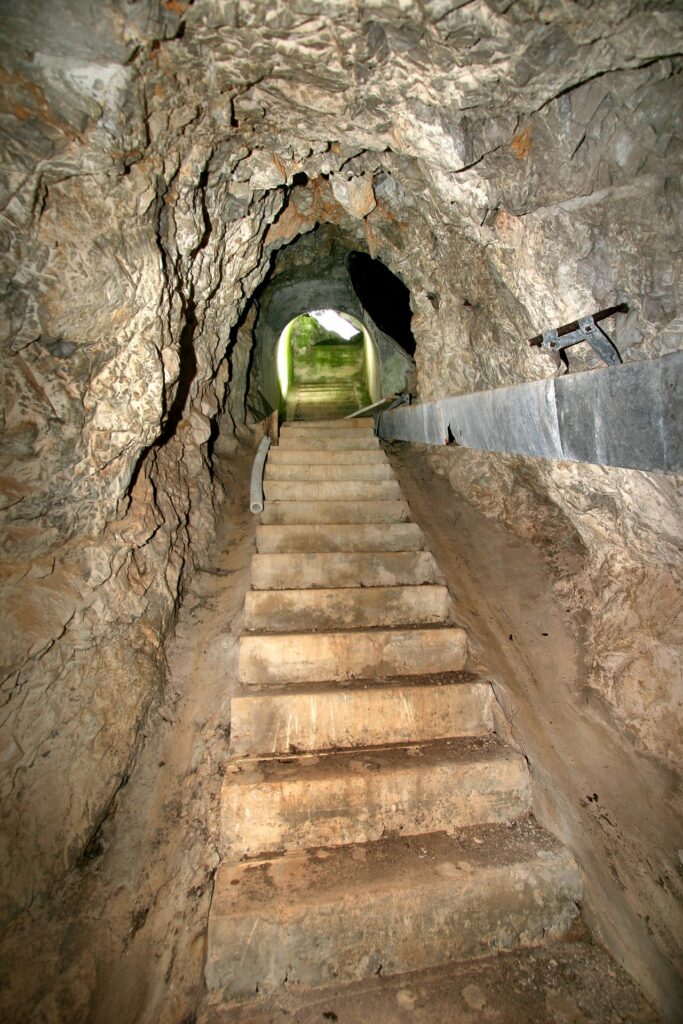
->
xmin=234 ymin=228 xmax=417 ymax=430
xmin=0 ymin=4 xmax=681 ymax=1023
xmin=273 ymin=309 xmax=380 ymax=420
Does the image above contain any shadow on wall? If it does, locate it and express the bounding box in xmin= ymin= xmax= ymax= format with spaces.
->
xmin=126 ymin=291 xmax=199 ymax=496
xmin=348 ymin=251 xmax=416 ymax=357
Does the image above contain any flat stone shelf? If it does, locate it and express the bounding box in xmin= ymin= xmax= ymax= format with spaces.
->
xmin=221 ymin=736 xmax=532 ymax=857
xmin=238 ymin=625 xmax=468 ymax=686
xmin=201 ymin=941 xmax=657 ymax=1023
xmin=244 ymin=583 xmax=452 ymax=631
xmin=255 ymin=520 xmax=422 ymax=551
xmin=258 ymin=498 xmax=412 ymax=525
xmin=249 ymin=550 xmax=445 ymax=589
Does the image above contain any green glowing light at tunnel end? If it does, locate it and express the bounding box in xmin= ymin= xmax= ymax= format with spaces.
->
xmin=276 ymin=319 xmax=292 ymax=398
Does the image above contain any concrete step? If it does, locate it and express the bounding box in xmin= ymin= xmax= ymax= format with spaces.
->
xmin=278 ymin=435 xmax=379 ymax=450
xmin=255 ymin=522 xmax=423 ymax=553
xmin=282 ymin=417 xmax=375 ymax=430
xmin=203 ymin=942 xmax=658 ymax=1024
xmin=239 ymin=626 xmax=467 ymax=686
xmin=222 ymin=736 xmax=531 ymax=857
xmin=291 ymin=409 xmax=361 ymax=421
xmin=250 ymin=551 xmax=444 ymax=590
xmin=259 ymin=500 xmax=411 ymax=525
xmin=244 ymin=585 xmax=451 ymax=631
xmin=289 ymin=382 xmax=362 ymax=393
xmin=265 ymin=462 xmax=395 ymax=482
xmin=280 ymin=429 xmax=376 ymax=443
xmin=269 ymin=447 xmax=387 ymax=464
xmin=288 ymin=399 xmax=365 ymax=414
xmin=206 ymin=820 xmax=581 ymax=999
xmin=264 ymin=479 xmax=401 ymax=502
xmin=230 ymin=674 xmax=493 ymax=756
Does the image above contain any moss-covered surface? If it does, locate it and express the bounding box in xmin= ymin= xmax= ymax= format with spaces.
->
xmin=295 ymin=341 xmax=363 ymax=383
xmin=289 ymin=314 xmax=329 ymax=353
xmin=289 ymin=314 xmax=366 ymax=389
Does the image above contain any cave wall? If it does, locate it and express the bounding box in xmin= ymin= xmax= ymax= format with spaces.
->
xmin=0 ymin=0 xmax=290 ymax=923
xmin=0 ymin=0 xmax=681 ymax=1015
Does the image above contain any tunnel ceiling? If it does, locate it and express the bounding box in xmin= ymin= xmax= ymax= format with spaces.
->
xmin=3 ymin=0 xmax=679 ymax=449
xmin=259 ymin=225 xmax=367 ymax=330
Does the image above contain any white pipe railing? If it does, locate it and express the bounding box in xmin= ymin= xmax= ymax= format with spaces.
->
xmin=249 ymin=436 xmax=271 ymax=514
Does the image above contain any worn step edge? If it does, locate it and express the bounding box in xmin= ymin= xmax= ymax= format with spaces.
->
xmin=281 ymin=427 xmax=376 ymax=436
xmin=199 ymin=941 xmax=661 ymax=1024
xmin=244 ymin=584 xmax=452 ymax=631
xmin=255 ymin=522 xmax=423 ymax=554
xmin=268 ymin=448 xmax=388 ymax=465
xmin=238 ymin=625 xmax=467 ymax=685
xmin=230 ymin=677 xmax=493 ymax=756
xmin=206 ymin=820 xmax=581 ymax=999
xmin=222 ymin=736 xmax=529 ymax=857
xmin=250 ymin=551 xmax=445 ymax=590
xmin=259 ymin=500 xmax=411 ymax=526
xmin=232 ymin=670 xmax=485 ymax=696
xmin=277 ymin=436 xmax=380 ymax=450
xmin=263 ymin=480 xmax=402 ymax=503
xmin=282 ymin=418 xmax=375 ymax=429
xmin=279 ymin=433 xmax=377 ymax=444
xmin=264 ymin=463 xmax=395 ymax=481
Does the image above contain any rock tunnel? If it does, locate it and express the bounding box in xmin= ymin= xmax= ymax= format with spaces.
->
xmin=0 ymin=2 xmax=681 ymax=1022
xmin=241 ymin=239 xmax=416 ymax=422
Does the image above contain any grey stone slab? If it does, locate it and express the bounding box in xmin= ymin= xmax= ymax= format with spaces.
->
xmin=222 ymin=736 xmax=529 ymax=857
xmin=206 ymin=822 xmax=580 ymax=999
xmin=658 ymin=351 xmax=681 ymax=474
xmin=554 ymin=353 xmax=681 ymax=472
xmin=442 ymin=377 xmax=563 ymax=460
xmin=378 ymin=354 xmax=681 ymax=474
xmin=206 ymin=942 xmax=658 ymax=1024
xmin=379 ymin=401 xmax=447 ymax=445
xmin=250 ymin=551 xmax=445 ymax=590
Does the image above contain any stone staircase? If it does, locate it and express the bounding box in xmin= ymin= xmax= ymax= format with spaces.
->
xmin=285 ymin=382 xmax=367 ymax=420
xmin=205 ymin=418 xmax=585 ymax=1014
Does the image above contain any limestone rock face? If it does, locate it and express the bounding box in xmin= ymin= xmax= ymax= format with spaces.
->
xmin=330 ymin=172 xmax=377 ymax=219
xmin=0 ymin=0 xmax=681 ymax=1017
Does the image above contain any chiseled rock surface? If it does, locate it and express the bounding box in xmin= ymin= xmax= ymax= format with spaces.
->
xmin=0 ymin=0 xmax=681 ymax=1019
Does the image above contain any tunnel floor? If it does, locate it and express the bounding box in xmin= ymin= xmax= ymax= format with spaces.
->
xmin=202 ymin=418 xmax=658 ymax=1023
xmin=0 ymin=433 xmax=659 ymax=1023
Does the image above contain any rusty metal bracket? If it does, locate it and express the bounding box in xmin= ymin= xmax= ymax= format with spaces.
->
xmin=529 ymin=303 xmax=627 ymax=367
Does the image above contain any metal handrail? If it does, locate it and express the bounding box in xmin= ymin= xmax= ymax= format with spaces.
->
xmin=344 ymin=393 xmax=410 ymax=420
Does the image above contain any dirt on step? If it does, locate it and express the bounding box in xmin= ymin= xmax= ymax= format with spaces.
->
xmin=203 ymin=941 xmax=658 ymax=1024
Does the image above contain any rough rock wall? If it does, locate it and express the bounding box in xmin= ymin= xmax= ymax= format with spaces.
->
xmin=1 ymin=0 xmax=681 ymax=1015
xmin=0 ymin=0 xmax=290 ymax=923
